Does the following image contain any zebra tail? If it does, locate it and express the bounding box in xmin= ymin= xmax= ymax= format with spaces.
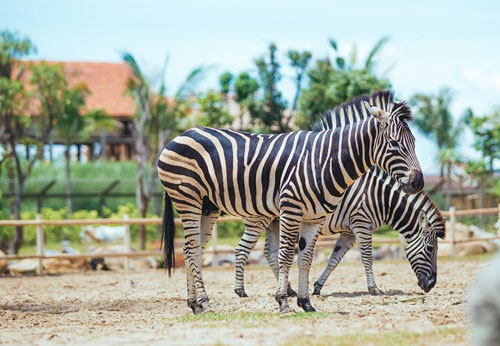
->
xmin=161 ymin=191 xmax=176 ymax=277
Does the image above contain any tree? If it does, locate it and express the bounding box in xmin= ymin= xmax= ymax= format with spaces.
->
xmin=123 ymin=53 xmax=203 ymax=249
xmin=251 ymin=43 xmax=287 ymax=133
xmin=464 ymin=108 xmax=500 ymax=173
xmin=53 ymin=84 xmax=113 ymax=213
xmin=297 ymin=37 xmax=391 ymax=129
xmin=287 ymin=49 xmax=312 ymax=111
xmin=465 ymin=160 xmax=490 ymax=228
xmin=410 ymin=88 xmax=463 ymax=176
xmin=197 ymin=90 xmax=232 ymax=127
xmin=233 ymin=72 xmax=259 ymax=130
xmin=0 ymin=31 xmax=46 ymax=254
xmin=218 ymin=71 xmax=233 ymax=102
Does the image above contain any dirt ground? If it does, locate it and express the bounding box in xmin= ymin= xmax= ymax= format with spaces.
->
xmin=0 ymin=256 xmax=490 ymax=345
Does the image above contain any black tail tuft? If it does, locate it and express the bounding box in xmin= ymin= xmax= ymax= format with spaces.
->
xmin=161 ymin=191 xmax=176 ymax=276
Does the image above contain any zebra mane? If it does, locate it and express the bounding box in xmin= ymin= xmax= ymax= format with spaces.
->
xmin=312 ymin=90 xmax=413 ymax=131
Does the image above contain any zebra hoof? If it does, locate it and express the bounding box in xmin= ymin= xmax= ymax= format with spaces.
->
xmin=187 ymin=299 xmax=198 ymax=314
xmin=234 ymin=288 xmax=249 ymax=298
xmin=287 ymin=286 xmax=297 ymax=298
xmin=369 ymin=287 xmax=384 ymax=296
xmin=276 ymin=294 xmax=294 ymax=314
xmin=297 ymin=297 xmax=316 ymax=312
xmin=197 ymin=300 xmax=213 ymax=314
xmin=312 ymin=283 xmax=322 ymax=296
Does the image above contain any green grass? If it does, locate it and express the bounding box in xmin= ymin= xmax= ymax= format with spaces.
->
xmin=283 ymin=326 xmax=466 ymax=346
xmin=174 ymin=311 xmax=333 ymax=323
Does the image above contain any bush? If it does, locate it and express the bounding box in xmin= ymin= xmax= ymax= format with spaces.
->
xmin=103 ymin=203 xmax=161 ymax=242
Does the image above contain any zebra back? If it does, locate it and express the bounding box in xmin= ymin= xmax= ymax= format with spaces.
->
xmin=312 ymin=90 xmax=412 ymax=131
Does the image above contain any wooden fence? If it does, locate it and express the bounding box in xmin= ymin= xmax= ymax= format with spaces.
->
xmin=0 ymin=205 xmax=499 ymax=274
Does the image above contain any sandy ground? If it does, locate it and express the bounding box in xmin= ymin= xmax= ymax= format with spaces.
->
xmin=0 ymin=257 xmax=488 ymax=345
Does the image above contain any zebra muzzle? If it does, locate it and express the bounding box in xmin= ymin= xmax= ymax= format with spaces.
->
xmin=418 ymin=272 xmax=437 ymax=293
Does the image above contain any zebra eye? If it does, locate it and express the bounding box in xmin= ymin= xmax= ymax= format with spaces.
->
xmin=426 ymin=245 xmax=434 ymax=253
xmin=389 ymin=140 xmax=400 ymax=150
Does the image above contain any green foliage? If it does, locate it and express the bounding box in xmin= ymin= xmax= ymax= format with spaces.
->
xmin=287 ymin=49 xmax=312 ymax=111
xmin=464 ymin=108 xmax=500 ymax=172
xmin=103 ymin=203 xmax=160 ymax=241
xmin=0 ymin=30 xmax=36 ymax=78
xmin=250 ymin=43 xmax=288 ymax=133
xmin=0 ymin=161 xmax=146 ymax=212
xmin=296 ymin=37 xmax=391 ymax=129
xmin=0 ymin=204 xmax=161 ymax=247
xmin=218 ymin=71 xmax=233 ymax=96
xmin=197 ymin=90 xmax=233 ymax=127
xmin=217 ymin=220 xmax=245 ymax=238
xmin=410 ymin=88 xmax=460 ymax=150
xmin=234 ymin=72 xmax=259 ymax=103
xmin=465 ymin=159 xmax=489 ymax=177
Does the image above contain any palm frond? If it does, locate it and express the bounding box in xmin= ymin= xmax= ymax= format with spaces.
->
xmin=175 ymin=65 xmax=208 ymax=100
xmin=365 ymin=36 xmax=389 ymax=71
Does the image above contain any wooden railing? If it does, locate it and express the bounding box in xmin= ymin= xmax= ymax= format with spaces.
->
xmin=1 ymin=205 xmax=499 ymax=274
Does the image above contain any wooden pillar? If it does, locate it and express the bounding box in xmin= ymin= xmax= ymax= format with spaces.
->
xmin=212 ymin=223 xmax=218 ymax=267
xmin=123 ymin=214 xmax=131 ymax=271
xmin=100 ymin=129 xmax=107 ymax=161
xmin=119 ymin=144 xmax=127 ymax=161
xmin=36 ymin=214 xmax=44 ymax=275
xmin=449 ymin=207 xmax=456 ymax=257
xmin=77 ymin=144 xmax=82 ymax=162
xmin=87 ymin=144 xmax=94 ymax=162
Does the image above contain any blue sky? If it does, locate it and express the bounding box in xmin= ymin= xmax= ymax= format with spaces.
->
xmin=2 ymin=0 xmax=499 ymax=173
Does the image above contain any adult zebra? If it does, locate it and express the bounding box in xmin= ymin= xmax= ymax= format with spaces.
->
xmin=234 ymin=166 xmax=445 ymax=298
xmin=158 ymin=90 xmax=424 ymax=314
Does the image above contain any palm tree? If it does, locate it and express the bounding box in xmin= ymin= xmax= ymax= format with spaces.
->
xmin=411 ymin=88 xmax=463 ymax=208
xmin=54 ymin=84 xmax=113 ymax=213
xmin=123 ymin=53 xmax=204 ymax=249
xmin=410 ymin=88 xmax=462 ymax=177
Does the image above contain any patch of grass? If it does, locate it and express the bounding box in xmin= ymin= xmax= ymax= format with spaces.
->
xmin=174 ymin=311 xmax=274 ymax=323
xmin=174 ymin=311 xmax=334 ymax=323
xmin=283 ymin=326 xmax=466 ymax=346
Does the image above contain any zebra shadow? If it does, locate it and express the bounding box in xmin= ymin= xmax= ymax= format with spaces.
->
xmin=320 ymin=289 xmax=412 ymax=298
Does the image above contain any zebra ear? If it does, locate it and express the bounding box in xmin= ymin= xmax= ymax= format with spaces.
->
xmin=419 ymin=211 xmax=429 ymax=231
xmin=364 ymin=101 xmax=390 ymax=125
xmin=436 ymin=217 xmax=446 ymax=239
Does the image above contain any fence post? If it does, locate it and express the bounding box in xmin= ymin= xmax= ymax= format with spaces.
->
xmin=497 ymin=203 xmax=500 ymax=234
xmin=399 ymin=234 xmax=406 ymax=259
xmin=123 ymin=214 xmax=130 ymax=271
xmin=36 ymin=214 xmax=44 ymax=275
xmin=212 ymin=222 xmax=218 ymax=267
xmin=449 ymin=207 xmax=456 ymax=257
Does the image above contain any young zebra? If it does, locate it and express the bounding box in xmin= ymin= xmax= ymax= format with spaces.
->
xmin=158 ymin=90 xmax=424 ymax=314
xmin=234 ymin=166 xmax=445 ymax=298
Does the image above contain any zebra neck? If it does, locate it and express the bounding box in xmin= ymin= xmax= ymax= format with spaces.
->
xmin=321 ymin=119 xmax=378 ymax=204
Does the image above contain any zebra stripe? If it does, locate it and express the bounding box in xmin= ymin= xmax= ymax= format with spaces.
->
xmin=242 ymin=167 xmax=445 ymax=297
xmin=158 ymin=90 xmax=423 ymax=314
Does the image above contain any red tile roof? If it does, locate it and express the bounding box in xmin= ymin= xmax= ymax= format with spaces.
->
xmin=20 ymin=61 xmax=136 ymax=117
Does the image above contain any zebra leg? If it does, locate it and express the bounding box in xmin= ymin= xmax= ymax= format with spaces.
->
xmin=276 ymin=212 xmax=303 ymax=314
xmin=264 ymin=220 xmax=297 ymax=297
xmin=184 ymin=244 xmax=198 ymax=313
xmin=234 ymin=217 xmax=272 ymax=297
xmin=297 ymin=221 xmax=323 ymax=312
xmin=357 ymin=232 xmax=384 ymax=295
xmin=200 ymin=212 xmax=221 ymax=250
xmin=313 ymin=232 xmax=356 ymax=295
xmin=179 ymin=211 xmax=213 ymax=314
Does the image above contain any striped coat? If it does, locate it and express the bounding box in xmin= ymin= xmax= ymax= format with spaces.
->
xmin=158 ymin=90 xmax=424 ymax=313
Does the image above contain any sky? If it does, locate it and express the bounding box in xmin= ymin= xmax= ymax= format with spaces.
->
xmin=2 ymin=0 xmax=500 ymax=173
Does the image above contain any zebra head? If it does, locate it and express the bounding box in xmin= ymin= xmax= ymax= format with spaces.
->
xmin=364 ymin=96 xmax=424 ymax=194
xmin=405 ymin=207 xmax=446 ymax=293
